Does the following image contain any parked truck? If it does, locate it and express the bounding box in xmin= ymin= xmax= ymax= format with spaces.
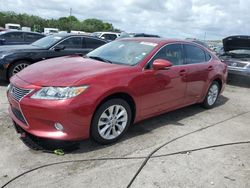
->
xmin=5 ymin=23 xmax=21 ymax=30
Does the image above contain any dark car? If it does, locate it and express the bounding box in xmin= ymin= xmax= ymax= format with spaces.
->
xmin=0 ymin=33 xmax=107 ymax=80
xmin=0 ymin=30 xmax=45 ymax=45
xmin=219 ymin=35 xmax=250 ymax=78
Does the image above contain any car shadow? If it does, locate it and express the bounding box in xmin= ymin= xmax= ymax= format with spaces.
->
xmin=0 ymin=79 xmax=8 ymax=86
xmin=73 ymin=95 xmax=229 ymax=154
xmin=227 ymin=75 xmax=250 ymax=88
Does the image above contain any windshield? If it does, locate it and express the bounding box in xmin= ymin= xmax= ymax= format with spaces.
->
xmin=86 ymin=40 xmax=158 ymax=65
xmin=31 ymin=35 xmax=62 ymax=48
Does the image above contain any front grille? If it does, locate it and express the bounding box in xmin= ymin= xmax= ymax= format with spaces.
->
xmin=10 ymin=85 xmax=32 ymax=102
xmin=12 ymin=107 xmax=27 ymax=124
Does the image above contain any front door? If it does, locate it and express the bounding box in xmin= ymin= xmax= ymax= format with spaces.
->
xmin=139 ymin=44 xmax=187 ymax=117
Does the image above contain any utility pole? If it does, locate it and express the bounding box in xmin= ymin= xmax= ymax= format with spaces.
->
xmin=204 ymin=32 xmax=207 ymax=42
xmin=70 ymin=8 xmax=72 ymax=17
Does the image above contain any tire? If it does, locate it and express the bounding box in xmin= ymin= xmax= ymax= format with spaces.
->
xmin=202 ymin=81 xmax=220 ymax=109
xmin=91 ymin=98 xmax=132 ymax=144
xmin=8 ymin=61 xmax=30 ymax=80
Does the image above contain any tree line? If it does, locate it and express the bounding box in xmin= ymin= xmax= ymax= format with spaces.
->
xmin=0 ymin=11 xmax=119 ymax=33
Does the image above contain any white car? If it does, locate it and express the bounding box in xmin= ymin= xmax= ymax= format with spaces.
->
xmin=91 ymin=32 xmax=120 ymax=41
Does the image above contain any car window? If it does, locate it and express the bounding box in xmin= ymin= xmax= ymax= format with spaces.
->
xmin=84 ymin=38 xmax=106 ymax=49
xmin=205 ymin=52 xmax=212 ymax=61
xmin=150 ymin=44 xmax=184 ymax=66
xmin=2 ymin=32 xmax=24 ymax=42
xmin=185 ymin=44 xmax=206 ymax=64
xmin=101 ymin=34 xmax=117 ymax=40
xmin=58 ymin=37 xmax=82 ymax=49
xmin=24 ymin=33 xmax=43 ymax=42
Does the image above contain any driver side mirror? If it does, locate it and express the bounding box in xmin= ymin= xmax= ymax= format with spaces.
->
xmin=54 ymin=45 xmax=65 ymax=51
xmin=152 ymin=59 xmax=172 ymax=70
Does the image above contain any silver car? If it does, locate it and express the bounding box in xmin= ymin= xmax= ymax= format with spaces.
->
xmin=219 ymin=36 xmax=250 ymax=77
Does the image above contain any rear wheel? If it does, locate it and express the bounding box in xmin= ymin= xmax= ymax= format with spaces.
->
xmin=8 ymin=61 xmax=30 ymax=79
xmin=91 ymin=98 xmax=132 ymax=144
xmin=202 ymin=81 xmax=220 ymax=109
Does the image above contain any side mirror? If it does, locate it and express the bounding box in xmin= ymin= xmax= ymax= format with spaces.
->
xmin=100 ymin=37 xmax=105 ymax=39
xmin=152 ymin=59 xmax=172 ymax=70
xmin=54 ymin=45 xmax=65 ymax=51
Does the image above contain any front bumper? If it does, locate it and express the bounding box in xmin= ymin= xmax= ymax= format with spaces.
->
xmin=7 ymin=77 xmax=94 ymax=141
xmin=227 ymin=66 xmax=250 ymax=77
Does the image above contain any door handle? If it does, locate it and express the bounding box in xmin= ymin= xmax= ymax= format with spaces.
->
xmin=179 ymin=69 xmax=187 ymax=76
xmin=208 ymin=66 xmax=213 ymax=71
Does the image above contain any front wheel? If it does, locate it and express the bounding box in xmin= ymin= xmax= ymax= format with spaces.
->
xmin=8 ymin=61 xmax=30 ymax=79
xmin=91 ymin=99 xmax=132 ymax=144
xmin=202 ymin=81 xmax=220 ymax=109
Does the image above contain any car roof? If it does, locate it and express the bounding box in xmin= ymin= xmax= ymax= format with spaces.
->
xmin=93 ymin=31 xmax=120 ymax=35
xmin=50 ymin=33 xmax=108 ymax=42
xmin=118 ymin=37 xmax=195 ymax=45
xmin=0 ymin=30 xmax=45 ymax=35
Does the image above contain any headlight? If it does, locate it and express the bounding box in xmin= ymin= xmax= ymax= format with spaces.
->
xmin=31 ymin=86 xmax=89 ymax=100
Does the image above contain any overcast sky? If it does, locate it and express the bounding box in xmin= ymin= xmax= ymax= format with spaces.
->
xmin=1 ymin=0 xmax=250 ymax=40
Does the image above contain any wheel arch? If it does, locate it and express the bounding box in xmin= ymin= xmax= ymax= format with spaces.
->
xmin=92 ymin=91 xmax=137 ymax=128
xmin=6 ymin=58 xmax=34 ymax=79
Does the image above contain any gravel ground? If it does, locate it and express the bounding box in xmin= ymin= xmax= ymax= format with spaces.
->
xmin=0 ymin=78 xmax=249 ymax=188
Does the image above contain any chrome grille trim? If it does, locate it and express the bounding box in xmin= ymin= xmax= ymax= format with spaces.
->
xmin=10 ymin=85 xmax=33 ymax=102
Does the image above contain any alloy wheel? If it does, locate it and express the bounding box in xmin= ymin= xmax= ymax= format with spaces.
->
xmin=207 ymin=84 xmax=219 ymax=106
xmin=98 ymin=105 xmax=128 ymax=140
xmin=12 ymin=63 xmax=29 ymax=75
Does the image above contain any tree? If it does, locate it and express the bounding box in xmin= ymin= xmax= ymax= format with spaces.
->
xmin=0 ymin=11 xmax=117 ymax=33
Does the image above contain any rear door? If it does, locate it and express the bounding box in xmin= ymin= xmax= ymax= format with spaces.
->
xmin=183 ymin=44 xmax=212 ymax=103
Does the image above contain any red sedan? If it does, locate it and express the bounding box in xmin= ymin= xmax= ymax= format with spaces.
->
xmin=7 ymin=38 xmax=227 ymax=145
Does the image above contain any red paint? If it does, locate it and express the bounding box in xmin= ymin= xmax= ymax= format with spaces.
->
xmin=8 ymin=38 xmax=228 ymax=141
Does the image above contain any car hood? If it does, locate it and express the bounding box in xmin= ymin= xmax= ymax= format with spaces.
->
xmin=0 ymin=44 xmax=43 ymax=53
xmin=223 ymin=35 xmax=250 ymax=52
xmin=14 ymin=56 xmax=129 ymax=87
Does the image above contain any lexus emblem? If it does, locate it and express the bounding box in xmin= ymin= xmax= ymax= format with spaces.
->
xmin=231 ymin=62 xmax=237 ymax=67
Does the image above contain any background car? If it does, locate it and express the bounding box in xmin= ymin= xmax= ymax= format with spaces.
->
xmin=0 ymin=33 xmax=107 ymax=80
xmin=219 ymin=35 xmax=250 ymax=78
xmin=0 ymin=30 xmax=45 ymax=45
xmin=91 ymin=32 xmax=121 ymax=41
xmin=119 ymin=32 xmax=161 ymax=38
xmin=7 ymin=38 xmax=227 ymax=148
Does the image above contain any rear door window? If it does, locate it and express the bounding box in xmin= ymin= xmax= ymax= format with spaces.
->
xmin=184 ymin=44 xmax=206 ymax=64
xmin=24 ymin=33 xmax=43 ymax=43
xmin=58 ymin=37 xmax=82 ymax=49
xmin=84 ymin=38 xmax=106 ymax=49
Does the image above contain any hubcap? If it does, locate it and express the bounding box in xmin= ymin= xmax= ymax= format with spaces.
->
xmin=98 ymin=105 xmax=128 ymax=140
xmin=207 ymin=84 xmax=219 ymax=106
xmin=12 ymin=63 xmax=29 ymax=75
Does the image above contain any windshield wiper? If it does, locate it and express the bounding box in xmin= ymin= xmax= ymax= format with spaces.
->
xmin=87 ymin=56 xmax=113 ymax=64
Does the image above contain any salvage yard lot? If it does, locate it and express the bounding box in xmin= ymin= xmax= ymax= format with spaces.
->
xmin=0 ymin=78 xmax=249 ymax=188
